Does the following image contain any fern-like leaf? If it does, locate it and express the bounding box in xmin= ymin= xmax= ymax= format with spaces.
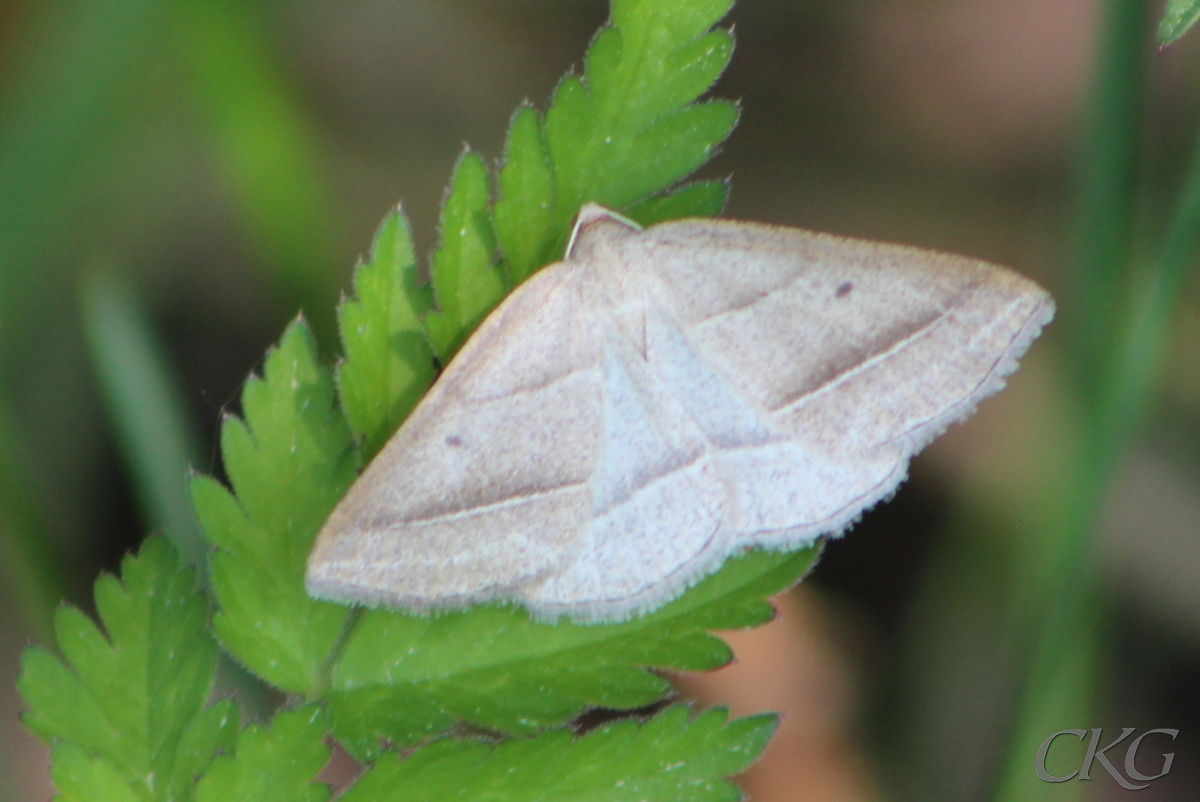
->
xmin=18 ymin=537 xmax=238 ymax=801
xmin=340 ymin=705 xmax=775 ymax=802
xmin=305 ymin=0 xmax=796 ymax=761
xmin=194 ymin=707 xmax=331 ymax=802
xmin=494 ymin=0 xmax=736 ymax=289
xmin=336 ymin=208 xmax=437 ymax=461
xmin=24 ymin=3 xmax=803 ymax=800
xmin=423 ymin=151 xmax=507 ymax=361
xmin=49 ymin=743 xmax=142 ymax=802
xmin=326 ymin=548 xmax=816 ymax=761
xmin=623 ymin=179 xmax=729 ymax=226
xmin=191 ymin=319 xmax=358 ymax=694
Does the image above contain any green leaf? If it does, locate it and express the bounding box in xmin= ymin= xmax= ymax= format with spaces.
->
xmin=326 ymin=547 xmax=817 ymax=761
xmin=494 ymin=0 xmax=736 ymax=293
xmin=195 ymin=706 xmax=331 ymax=802
xmin=50 ymin=743 xmax=142 ymax=802
xmin=551 ymin=2 xmax=736 ymax=206
xmin=494 ymin=105 xmax=557 ymax=287
xmin=172 ymin=700 xmax=241 ymax=796
xmin=175 ymin=0 xmax=779 ymax=774
xmin=336 ymin=208 xmax=437 ymax=461
xmin=1159 ymin=0 xmax=1200 ymax=45
xmin=623 ymin=180 xmax=728 ymax=227
xmin=424 ymin=151 xmax=506 ymax=361
xmin=18 ymin=537 xmax=232 ymax=801
xmin=192 ymin=319 xmax=358 ymax=694
xmin=340 ymin=705 xmax=775 ymax=802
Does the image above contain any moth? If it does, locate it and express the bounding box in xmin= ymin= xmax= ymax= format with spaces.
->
xmin=306 ymin=204 xmax=1054 ymax=623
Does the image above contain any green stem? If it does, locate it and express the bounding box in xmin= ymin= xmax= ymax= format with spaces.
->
xmin=994 ymin=0 xmax=1200 ymax=795
xmin=310 ymin=608 xmax=363 ymax=702
xmin=1070 ymin=0 xmax=1148 ymax=394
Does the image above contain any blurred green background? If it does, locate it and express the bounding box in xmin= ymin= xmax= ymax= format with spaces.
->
xmin=1 ymin=1 xmax=1198 ymax=800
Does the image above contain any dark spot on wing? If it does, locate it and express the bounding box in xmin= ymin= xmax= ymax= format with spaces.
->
xmin=445 ymin=435 xmax=463 ymax=447
xmin=836 ymin=281 xmax=853 ymax=298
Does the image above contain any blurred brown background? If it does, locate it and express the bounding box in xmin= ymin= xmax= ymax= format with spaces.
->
xmin=1 ymin=1 xmax=1198 ymax=800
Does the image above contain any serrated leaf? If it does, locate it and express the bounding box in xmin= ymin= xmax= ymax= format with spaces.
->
xmin=494 ymin=105 xmax=557 ymax=287
xmin=1159 ymin=0 xmax=1200 ymax=45
xmin=623 ymin=180 xmax=728 ymax=227
xmin=494 ymin=0 xmax=736 ymax=297
xmin=18 ymin=537 xmax=227 ymax=801
xmin=171 ymin=699 xmax=240 ymax=796
xmin=336 ymin=207 xmax=437 ymax=461
xmin=50 ymin=743 xmax=142 ymax=802
xmin=178 ymin=0 xmax=781 ymax=775
xmin=551 ymin=1 xmax=736 ymax=209
xmin=192 ymin=319 xmax=357 ymax=694
xmin=325 ymin=547 xmax=817 ymax=761
xmin=340 ymin=705 xmax=775 ymax=802
xmin=195 ymin=707 xmax=331 ymax=802
xmin=424 ymin=151 xmax=506 ymax=361
xmin=611 ymin=100 xmax=738 ymax=200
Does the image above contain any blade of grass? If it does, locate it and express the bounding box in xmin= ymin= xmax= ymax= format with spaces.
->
xmin=1070 ymin=0 xmax=1149 ymax=395
xmin=79 ymin=272 xmax=208 ymax=572
xmin=994 ymin=0 xmax=1200 ymax=797
xmin=1098 ymin=120 xmax=1200 ymax=455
